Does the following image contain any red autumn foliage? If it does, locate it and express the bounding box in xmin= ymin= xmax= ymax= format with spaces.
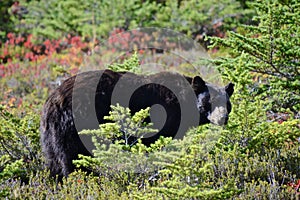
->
xmin=288 ymin=179 xmax=300 ymax=194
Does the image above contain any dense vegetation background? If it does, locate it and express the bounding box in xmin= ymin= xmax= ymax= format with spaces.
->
xmin=0 ymin=0 xmax=299 ymax=199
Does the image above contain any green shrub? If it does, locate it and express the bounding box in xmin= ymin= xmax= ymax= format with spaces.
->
xmin=74 ymin=104 xmax=171 ymax=187
xmin=0 ymin=1 xmax=14 ymax=41
xmin=108 ymin=52 xmax=141 ymax=73
xmin=0 ymin=170 xmax=131 ymax=199
xmin=0 ymin=104 xmax=43 ymax=186
xmin=14 ymin=0 xmax=253 ymax=45
xmin=14 ymin=0 xmax=160 ymax=40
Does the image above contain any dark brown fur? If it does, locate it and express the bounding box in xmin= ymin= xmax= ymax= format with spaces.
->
xmin=40 ymin=69 xmax=234 ymax=179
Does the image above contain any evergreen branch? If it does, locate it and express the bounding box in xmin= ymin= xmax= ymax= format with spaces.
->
xmin=266 ymin=10 xmax=290 ymax=81
xmin=250 ymin=69 xmax=292 ymax=80
xmin=243 ymin=46 xmax=294 ymax=80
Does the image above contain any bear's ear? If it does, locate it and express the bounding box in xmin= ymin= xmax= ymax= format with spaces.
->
xmin=225 ymin=83 xmax=234 ymax=97
xmin=192 ymin=76 xmax=207 ymax=93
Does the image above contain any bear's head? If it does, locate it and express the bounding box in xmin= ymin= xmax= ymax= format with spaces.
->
xmin=192 ymin=76 xmax=234 ymax=126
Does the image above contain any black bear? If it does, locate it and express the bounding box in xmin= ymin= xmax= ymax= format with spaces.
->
xmin=40 ymin=69 xmax=234 ymax=179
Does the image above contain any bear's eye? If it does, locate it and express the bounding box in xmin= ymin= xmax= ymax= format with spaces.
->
xmin=209 ymin=97 xmax=214 ymax=102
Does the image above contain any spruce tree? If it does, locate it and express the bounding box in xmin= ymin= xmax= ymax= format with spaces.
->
xmin=210 ymin=0 xmax=300 ymax=115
